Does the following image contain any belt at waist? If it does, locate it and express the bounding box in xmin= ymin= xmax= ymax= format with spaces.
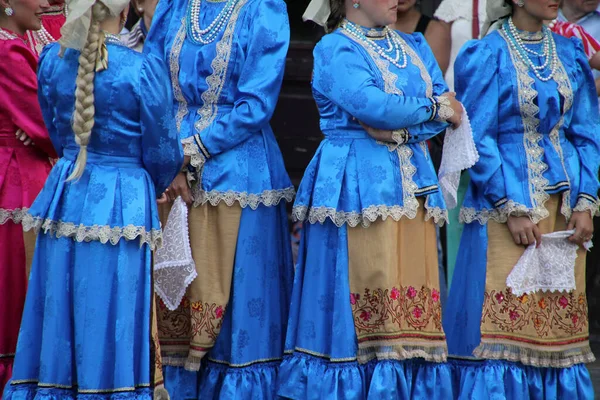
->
xmin=63 ymin=148 xmax=143 ymax=168
xmin=322 ymin=129 xmax=371 ymax=140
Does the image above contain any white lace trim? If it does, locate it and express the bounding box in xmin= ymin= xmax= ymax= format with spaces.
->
xmin=154 ymin=197 xmax=197 ymax=311
xmin=574 ymin=196 xmax=600 ymax=218
xmin=169 ymin=19 xmax=189 ymax=133
xmin=433 ymin=0 xmax=486 ymax=23
xmin=0 ymin=208 xmax=28 ymax=225
xmin=292 ymin=202 xmax=448 ymax=228
xmin=192 ymin=186 xmax=295 ymax=210
xmin=459 ymin=200 xmax=540 ymax=225
xmin=22 ymin=214 xmax=163 ymax=250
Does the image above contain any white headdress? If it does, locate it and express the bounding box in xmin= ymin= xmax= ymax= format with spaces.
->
xmin=59 ymin=0 xmax=129 ymax=52
xmin=303 ymin=0 xmax=331 ymax=27
xmin=481 ymin=0 xmax=512 ymax=37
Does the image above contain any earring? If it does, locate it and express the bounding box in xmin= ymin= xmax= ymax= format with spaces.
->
xmin=352 ymin=0 xmax=359 ymax=9
xmin=4 ymin=7 xmax=13 ymax=16
xmin=138 ymin=7 xmax=143 ymax=13
xmin=516 ymin=0 xmax=524 ymax=6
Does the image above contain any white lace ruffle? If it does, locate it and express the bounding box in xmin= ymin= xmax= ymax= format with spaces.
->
xmin=293 ymin=203 xmax=448 ymax=228
xmin=192 ymin=186 xmax=296 ymax=209
xmin=459 ymin=200 xmax=549 ymax=225
xmin=438 ymin=109 xmax=478 ymax=209
xmin=506 ymin=230 xmax=592 ymax=297
xmin=0 ymin=208 xmax=28 ymax=225
xmin=434 ymin=0 xmax=486 ymax=23
xmin=22 ymin=214 xmax=163 ymax=250
xmin=574 ymin=197 xmax=600 ymax=218
xmin=154 ymin=197 xmax=197 ymax=311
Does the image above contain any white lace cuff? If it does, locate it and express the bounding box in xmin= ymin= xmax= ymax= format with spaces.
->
xmin=434 ymin=95 xmax=455 ymax=123
xmin=573 ymin=195 xmax=600 ymax=218
xmin=154 ymin=197 xmax=197 ymax=311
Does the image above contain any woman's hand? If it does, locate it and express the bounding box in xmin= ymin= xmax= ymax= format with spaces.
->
xmin=359 ymin=122 xmax=394 ymax=142
xmin=16 ymin=129 xmax=33 ymax=146
xmin=507 ymin=215 xmax=542 ymax=247
xmin=440 ymin=92 xmax=463 ymax=129
xmin=163 ymin=171 xmax=193 ymax=205
xmin=568 ymin=211 xmax=594 ymax=247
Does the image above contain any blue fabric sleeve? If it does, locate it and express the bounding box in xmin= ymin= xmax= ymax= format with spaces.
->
xmin=139 ymin=52 xmax=184 ymax=196
xmin=37 ymin=44 xmax=62 ymax=157
xmin=143 ymin=0 xmax=171 ymax=60
xmin=312 ymin=33 xmax=438 ymax=131
xmin=455 ymin=40 xmax=507 ymax=206
xmin=195 ymin=0 xmax=289 ymax=157
xmin=404 ymin=33 xmax=450 ymax=143
xmin=567 ymin=38 xmax=600 ymax=203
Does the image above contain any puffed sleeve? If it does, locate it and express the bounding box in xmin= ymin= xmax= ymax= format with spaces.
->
xmin=312 ymin=33 xmax=437 ymax=131
xmin=191 ymin=0 xmax=289 ymax=159
xmin=403 ymin=33 xmax=450 ymax=143
xmin=566 ymin=38 xmax=600 ymax=215
xmin=37 ymin=44 xmax=62 ymax=157
xmin=139 ymin=52 xmax=184 ymax=196
xmin=455 ymin=39 xmax=507 ymax=207
xmin=143 ymin=0 xmax=171 ymax=60
xmin=0 ymin=41 xmax=57 ymax=158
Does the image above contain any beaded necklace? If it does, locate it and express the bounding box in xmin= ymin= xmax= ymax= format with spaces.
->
xmin=341 ymin=19 xmax=408 ymax=69
xmin=186 ymin=0 xmax=239 ymax=45
xmin=502 ymin=18 xmax=558 ymax=82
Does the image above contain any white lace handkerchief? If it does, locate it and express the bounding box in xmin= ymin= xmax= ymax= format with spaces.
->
xmin=154 ymin=197 xmax=197 ymax=311
xmin=506 ymin=230 xmax=592 ymax=296
xmin=438 ymin=108 xmax=479 ymax=209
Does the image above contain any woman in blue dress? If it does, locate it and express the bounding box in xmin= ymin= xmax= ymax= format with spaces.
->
xmin=443 ymin=0 xmax=600 ymax=398
xmin=2 ymin=0 xmax=183 ymax=398
xmin=277 ymin=0 xmax=463 ymax=398
xmin=143 ymin=0 xmax=294 ymax=397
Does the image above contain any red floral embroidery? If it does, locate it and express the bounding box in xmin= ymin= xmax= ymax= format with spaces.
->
xmin=350 ymin=286 xmax=443 ymax=336
xmin=215 ymin=306 xmax=224 ymax=319
xmin=481 ymin=289 xmax=589 ymax=337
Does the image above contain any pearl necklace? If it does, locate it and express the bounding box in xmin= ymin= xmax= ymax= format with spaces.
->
xmin=342 ymin=20 xmax=407 ymax=69
xmin=33 ymin=5 xmax=67 ymax=50
xmin=503 ymin=19 xmax=558 ymax=82
xmin=187 ymin=0 xmax=238 ymax=44
xmin=0 ymin=28 xmax=17 ymax=40
xmin=508 ymin=18 xmax=548 ymax=58
xmin=105 ymin=32 xmax=124 ymax=46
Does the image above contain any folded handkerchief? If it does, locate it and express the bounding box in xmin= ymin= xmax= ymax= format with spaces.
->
xmin=506 ymin=230 xmax=592 ymax=296
xmin=154 ymin=197 xmax=197 ymax=311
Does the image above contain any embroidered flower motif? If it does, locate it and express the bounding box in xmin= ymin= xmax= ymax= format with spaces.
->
xmin=495 ymin=292 xmax=505 ymax=304
xmin=360 ymin=311 xmax=372 ymax=321
xmin=432 ymin=289 xmax=440 ymax=303
xmin=559 ymin=296 xmax=569 ymax=309
xmin=350 ymin=293 xmax=360 ymax=305
xmin=215 ymin=306 xmax=224 ymax=319
xmin=538 ymin=298 xmax=547 ymax=310
xmin=509 ymin=310 xmax=520 ymax=321
xmin=191 ymin=301 xmax=203 ymax=312
xmin=406 ymin=286 xmax=417 ymax=299
xmin=390 ymin=287 xmax=400 ymax=300
xmin=578 ymin=295 xmax=585 ymax=305
xmin=519 ymin=294 xmax=529 ymax=304
xmin=412 ymin=306 xmax=423 ymax=319
xmin=572 ymin=314 xmax=579 ymax=324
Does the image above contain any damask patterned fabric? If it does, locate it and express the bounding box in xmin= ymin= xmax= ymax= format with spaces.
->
xmin=3 ymin=40 xmax=182 ymax=399
xmin=27 ymin=42 xmax=182 ymax=249
xmin=443 ymin=23 xmax=599 ymax=399
xmin=455 ymin=30 xmax=600 ymax=225
xmin=0 ymin=33 xmax=54 ymax=395
xmin=292 ymin=29 xmax=450 ymax=229
xmin=144 ymin=0 xmax=295 ymax=209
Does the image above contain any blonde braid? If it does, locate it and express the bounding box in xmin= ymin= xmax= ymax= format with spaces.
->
xmin=67 ymin=1 xmax=110 ymax=181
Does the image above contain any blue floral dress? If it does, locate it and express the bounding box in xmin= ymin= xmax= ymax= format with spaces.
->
xmin=3 ymin=39 xmax=183 ymax=399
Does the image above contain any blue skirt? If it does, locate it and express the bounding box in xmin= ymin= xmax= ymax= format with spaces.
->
xmin=443 ymin=222 xmax=595 ymax=399
xmin=163 ymin=203 xmax=294 ymax=400
xmin=3 ymin=234 xmax=153 ymax=399
xmin=277 ymin=220 xmax=453 ymax=400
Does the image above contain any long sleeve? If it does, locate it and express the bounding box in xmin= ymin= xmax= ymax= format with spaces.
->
xmin=139 ymin=51 xmax=184 ymax=196
xmin=455 ymin=40 xmax=507 ymax=207
xmin=567 ymin=38 xmax=600 ymax=213
xmin=404 ymin=33 xmax=450 ymax=143
xmin=143 ymin=0 xmax=171 ymax=61
xmin=312 ymin=33 xmax=437 ymax=132
xmin=0 ymin=42 xmax=57 ymax=158
xmin=193 ymin=0 xmax=289 ymax=158
xmin=37 ymin=44 xmax=62 ymax=157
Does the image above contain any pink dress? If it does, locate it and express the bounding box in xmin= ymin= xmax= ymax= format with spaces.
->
xmin=25 ymin=3 xmax=66 ymax=56
xmin=0 ymin=29 xmax=56 ymax=393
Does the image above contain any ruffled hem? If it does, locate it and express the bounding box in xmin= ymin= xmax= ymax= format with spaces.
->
xmin=192 ymin=187 xmax=295 ymax=210
xmin=3 ymin=384 xmax=153 ymax=400
xmin=163 ymin=361 xmax=280 ymax=400
xmin=292 ymin=204 xmax=448 ymax=228
xmin=276 ymin=352 xmax=454 ymax=399
xmin=22 ymin=214 xmax=162 ymax=250
xmin=0 ymin=208 xmax=27 ymax=225
xmin=459 ymin=200 xmax=551 ymax=225
xmin=446 ymin=358 xmax=594 ymax=399
xmin=473 ymin=342 xmax=596 ymax=369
